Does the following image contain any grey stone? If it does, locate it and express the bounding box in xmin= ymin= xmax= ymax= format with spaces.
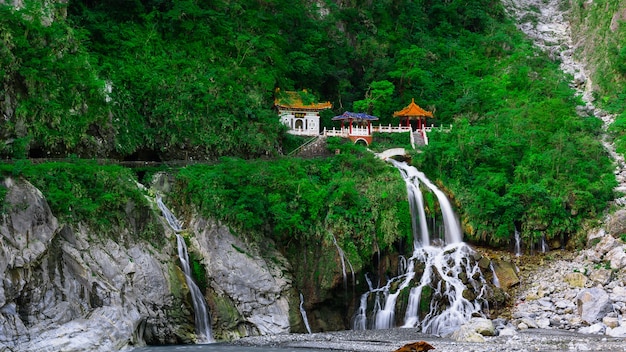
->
xmin=450 ymin=324 xmax=485 ymax=342
xmin=578 ymin=323 xmax=606 ymax=335
xmin=576 ymin=288 xmax=613 ymax=324
xmin=606 ymin=246 xmax=626 ymax=270
xmin=191 ymin=218 xmax=293 ymax=335
xmin=607 ymin=325 xmax=626 ymax=337
xmin=607 ymin=209 xmax=626 ymax=237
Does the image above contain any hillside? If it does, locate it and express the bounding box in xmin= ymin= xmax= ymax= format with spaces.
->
xmin=0 ymin=0 xmax=620 ymax=249
xmin=2 ymin=0 xmax=626 ymax=349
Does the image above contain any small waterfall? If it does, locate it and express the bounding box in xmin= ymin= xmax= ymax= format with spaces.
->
xmin=540 ymin=234 xmax=549 ymax=253
xmin=352 ymin=274 xmax=374 ymax=330
xmin=330 ymin=233 xmax=355 ymax=294
xmin=490 ymin=262 xmax=501 ymax=288
xmin=514 ymin=227 xmax=522 ymax=256
xmin=353 ymin=160 xmax=489 ymax=336
xmin=156 ymin=196 xmax=214 ymax=343
xmin=299 ymin=293 xmax=312 ymax=334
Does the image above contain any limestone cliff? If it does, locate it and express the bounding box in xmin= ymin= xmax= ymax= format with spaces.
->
xmin=0 ymin=176 xmax=297 ymax=350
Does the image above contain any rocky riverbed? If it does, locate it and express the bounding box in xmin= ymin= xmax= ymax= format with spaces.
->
xmin=230 ymin=326 xmax=626 ymax=352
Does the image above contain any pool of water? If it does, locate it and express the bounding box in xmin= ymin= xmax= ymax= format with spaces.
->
xmin=131 ymin=343 xmax=329 ymax=352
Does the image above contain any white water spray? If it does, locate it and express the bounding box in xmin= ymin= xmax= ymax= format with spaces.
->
xmin=353 ymin=160 xmax=490 ymax=335
xmin=330 ymin=233 xmax=355 ymax=294
xmin=514 ymin=227 xmax=522 ymax=256
xmin=299 ymin=293 xmax=312 ymax=334
xmin=157 ymin=196 xmax=214 ymax=343
xmin=490 ymin=262 xmax=501 ymax=288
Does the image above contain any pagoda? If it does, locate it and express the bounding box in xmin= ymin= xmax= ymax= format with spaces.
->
xmin=393 ymin=98 xmax=433 ymax=131
xmin=275 ymin=90 xmax=332 ymax=136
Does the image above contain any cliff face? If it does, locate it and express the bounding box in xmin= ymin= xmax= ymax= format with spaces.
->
xmin=0 ymin=176 xmax=300 ymax=350
xmin=568 ymin=0 xmax=626 ymax=99
xmin=0 ymin=177 xmax=193 ymax=351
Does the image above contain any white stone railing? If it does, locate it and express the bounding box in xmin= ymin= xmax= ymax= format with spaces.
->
xmin=321 ymin=124 xmax=452 ymax=139
xmin=372 ymin=125 xmax=412 ymax=133
xmin=323 ymin=127 xmax=371 ymax=137
xmin=423 ymin=124 xmax=453 ymax=132
xmin=288 ymin=128 xmax=318 ymax=136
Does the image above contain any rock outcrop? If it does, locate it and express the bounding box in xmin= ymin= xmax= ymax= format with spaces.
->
xmin=0 ymin=176 xmax=303 ymax=350
xmin=0 ymin=177 xmax=195 ymax=351
xmin=189 ymin=217 xmax=294 ymax=339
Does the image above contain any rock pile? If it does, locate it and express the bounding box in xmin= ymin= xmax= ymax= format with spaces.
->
xmin=509 ymin=224 xmax=626 ymax=338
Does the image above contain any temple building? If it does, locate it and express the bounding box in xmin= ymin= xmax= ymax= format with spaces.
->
xmin=274 ymin=90 xmax=332 ymax=136
xmin=393 ymin=98 xmax=433 ymax=131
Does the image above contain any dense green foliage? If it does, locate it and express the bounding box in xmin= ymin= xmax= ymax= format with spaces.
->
xmin=0 ymin=160 xmax=162 ymax=243
xmin=176 ymin=142 xmax=411 ymax=269
xmin=0 ymin=0 xmax=620 ymax=249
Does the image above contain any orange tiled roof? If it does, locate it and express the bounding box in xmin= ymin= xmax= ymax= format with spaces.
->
xmin=393 ymin=98 xmax=433 ymax=118
xmin=274 ymin=90 xmax=332 ymax=111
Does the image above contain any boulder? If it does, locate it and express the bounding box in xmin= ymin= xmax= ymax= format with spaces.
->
xmin=606 ymin=246 xmax=626 ymax=270
xmin=491 ymin=260 xmax=520 ymax=289
xmin=469 ymin=317 xmax=496 ymax=336
xmin=603 ymin=316 xmax=619 ymax=328
xmin=607 ymin=325 xmax=626 ymax=337
xmin=587 ymin=228 xmax=605 ymax=247
xmin=595 ymin=235 xmax=619 ymax=257
xmin=563 ymin=272 xmax=587 ymax=288
xmin=450 ymin=324 xmax=485 ymax=342
xmin=610 ymin=286 xmax=626 ymax=302
xmin=578 ymin=323 xmax=606 ymax=335
xmin=576 ymin=288 xmax=613 ymax=324
xmin=589 ymin=268 xmax=613 ymax=285
xmin=607 ymin=209 xmax=626 ymax=237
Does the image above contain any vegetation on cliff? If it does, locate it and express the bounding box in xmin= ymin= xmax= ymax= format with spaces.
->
xmin=0 ymin=0 xmax=618 ymax=250
xmin=175 ymin=139 xmax=411 ymax=278
xmin=568 ymin=1 xmax=626 ymax=156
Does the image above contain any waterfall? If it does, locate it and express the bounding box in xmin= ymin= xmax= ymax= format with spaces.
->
xmin=156 ymin=196 xmax=214 ymax=343
xmin=353 ymin=160 xmax=489 ymax=336
xmin=540 ymin=234 xmax=549 ymax=253
xmin=299 ymin=293 xmax=312 ymax=334
xmin=389 ymin=159 xmax=462 ymax=245
xmin=352 ymin=274 xmax=374 ymax=330
xmin=490 ymin=262 xmax=501 ymax=288
xmin=330 ymin=233 xmax=355 ymax=295
xmin=514 ymin=227 xmax=522 ymax=256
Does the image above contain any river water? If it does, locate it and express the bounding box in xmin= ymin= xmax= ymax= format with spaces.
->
xmin=132 ymin=344 xmax=329 ymax=352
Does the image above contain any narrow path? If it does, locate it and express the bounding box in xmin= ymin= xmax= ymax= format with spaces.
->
xmin=502 ymin=0 xmax=626 ymax=204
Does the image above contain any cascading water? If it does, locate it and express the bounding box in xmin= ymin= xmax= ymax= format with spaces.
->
xmin=156 ymin=196 xmax=214 ymax=343
xmin=352 ymin=160 xmax=490 ymax=336
xmin=299 ymin=293 xmax=312 ymax=334
xmin=330 ymin=233 xmax=355 ymax=295
xmin=514 ymin=227 xmax=522 ymax=256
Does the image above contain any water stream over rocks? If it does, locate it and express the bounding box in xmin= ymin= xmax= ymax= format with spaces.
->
xmin=352 ymin=160 xmax=491 ymax=336
xmin=156 ymin=196 xmax=214 ymax=343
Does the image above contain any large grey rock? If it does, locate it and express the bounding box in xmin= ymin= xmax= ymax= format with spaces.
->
xmin=450 ymin=324 xmax=485 ymax=342
xmin=468 ymin=317 xmax=496 ymax=336
xmin=191 ymin=218 xmax=293 ymax=336
xmin=607 ymin=209 xmax=626 ymax=237
xmin=576 ymin=288 xmax=613 ymax=324
xmin=595 ymin=235 xmax=620 ymax=257
xmin=606 ymin=246 xmax=626 ymax=270
xmin=0 ymin=177 xmax=192 ymax=350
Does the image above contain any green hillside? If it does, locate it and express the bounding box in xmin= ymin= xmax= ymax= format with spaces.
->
xmin=0 ymin=0 xmax=620 ymax=249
